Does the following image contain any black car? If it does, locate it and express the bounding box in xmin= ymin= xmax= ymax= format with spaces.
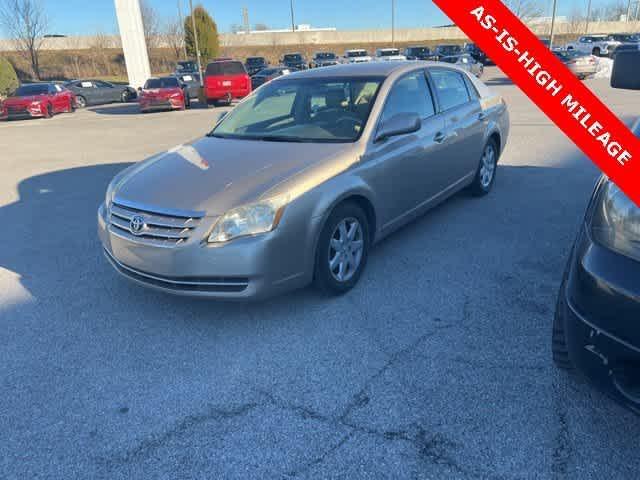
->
xmin=553 ymin=50 xmax=640 ymax=414
xmin=250 ymin=67 xmax=294 ymax=89
xmin=310 ymin=52 xmax=338 ymax=68
xmin=281 ymin=53 xmax=307 ymax=70
xmin=404 ymin=46 xmax=437 ymax=61
xmin=434 ymin=44 xmax=462 ymax=60
xmin=175 ymin=73 xmax=201 ymax=100
xmin=464 ymin=43 xmax=490 ymax=64
xmin=64 ymin=79 xmax=136 ymax=108
xmin=175 ymin=60 xmax=199 ymax=75
xmin=245 ymin=56 xmax=269 ymax=76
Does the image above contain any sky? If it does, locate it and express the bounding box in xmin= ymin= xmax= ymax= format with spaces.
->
xmin=30 ymin=0 xmax=592 ymax=36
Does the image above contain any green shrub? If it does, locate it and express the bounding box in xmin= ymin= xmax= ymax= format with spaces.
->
xmin=185 ymin=6 xmax=220 ymax=62
xmin=0 ymin=56 xmax=19 ymax=97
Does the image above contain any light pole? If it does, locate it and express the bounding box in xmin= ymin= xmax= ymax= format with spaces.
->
xmin=391 ymin=0 xmax=396 ymax=46
xmin=189 ymin=0 xmax=206 ymax=107
xmin=290 ymin=0 xmax=295 ymax=32
xmin=549 ymin=0 xmax=558 ymax=50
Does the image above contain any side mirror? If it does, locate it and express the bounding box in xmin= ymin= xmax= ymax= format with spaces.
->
xmin=375 ymin=112 xmax=421 ymax=143
xmin=611 ymin=51 xmax=640 ymax=90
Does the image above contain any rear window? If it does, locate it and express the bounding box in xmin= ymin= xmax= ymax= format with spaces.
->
xmin=205 ymin=61 xmax=246 ymax=76
xmin=144 ymin=77 xmax=179 ymax=89
xmin=283 ymin=54 xmax=302 ymax=61
xmin=13 ymin=84 xmax=50 ymax=96
xmin=246 ymin=57 xmax=266 ymax=65
xmin=379 ymin=49 xmax=400 ymax=56
xmin=346 ymin=50 xmax=368 ymax=58
xmin=408 ymin=47 xmax=430 ymax=55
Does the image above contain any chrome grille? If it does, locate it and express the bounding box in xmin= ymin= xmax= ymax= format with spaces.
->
xmin=108 ymin=201 xmax=204 ymax=248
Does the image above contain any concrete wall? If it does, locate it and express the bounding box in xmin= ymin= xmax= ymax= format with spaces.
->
xmin=1 ymin=21 xmax=639 ymax=52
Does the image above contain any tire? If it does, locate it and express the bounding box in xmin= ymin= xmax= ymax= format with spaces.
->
xmin=121 ymin=91 xmax=129 ymax=103
xmin=314 ymin=202 xmax=370 ymax=295
xmin=76 ymin=96 xmax=87 ymax=109
xmin=592 ymin=47 xmax=601 ymax=56
xmin=69 ymin=99 xmax=75 ymax=112
xmin=45 ymin=103 xmax=53 ymax=118
xmin=469 ymin=138 xmax=498 ymax=196
xmin=184 ymin=93 xmax=191 ymax=109
xmin=552 ymin=278 xmax=574 ymax=370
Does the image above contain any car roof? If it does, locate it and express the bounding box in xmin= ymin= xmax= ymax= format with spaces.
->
xmin=279 ymin=61 xmax=431 ymax=79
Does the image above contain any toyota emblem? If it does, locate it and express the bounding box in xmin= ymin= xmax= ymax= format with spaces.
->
xmin=130 ymin=215 xmax=145 ymax=235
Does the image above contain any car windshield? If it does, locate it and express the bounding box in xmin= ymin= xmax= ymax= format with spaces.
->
xmin=609 ymin=34 xmax=639 ymax=42
xmin=210 ymin=77 xmax=383 ymax=143
xmin=12 ymin=84 xmax=49 ymax=96
xmin=346 ymin=50 xmax=367 ymax=57
xmin=379 ymin=49 xmax=400 ymax=56
xmin=177 ymin=62 xmax=197 ymax=71
xmin=246 ymin=57 xmax=266 ymax=64
xmin=408 ymin=47 xmax=430 ymax=55
xmin=438 ymin=45 xmax=461 ymax=54
xmin=316 ymin=53 xmax=336 ymax=59
xmin=144 ymin=78 xmax=179 ymax=89
xmin=283 ymin=54 xmax=302 ymax=61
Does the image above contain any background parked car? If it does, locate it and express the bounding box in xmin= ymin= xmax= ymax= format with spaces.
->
xmin=553 ymin=51 xmax=597 ymax=79
xmin=281 ymin=53 xmax=308 ymax=70
xmin=1 ymin=83 xmax=76 ymax=120
xmin=553 ymin=50 xmax=640 ymax=414
xmin=375 ymin=48 xmax=407 ymax=61
xmin=310 ymin=52 xmax=339 ymax=68
xmin=204 ymin=60 xmax=251 ymax=106
xmin=343 ymin=49 xmax=373 ymax=63
xmin=439 ymin=54 xmax=484 ymax=77
xmin=250 ymin=67 xmax=294 ymax=89
xmin=174 ymin=60 xmax=199 ymax=75
xmin=64 ymin=79 xmax=136 ymax=108
xmin=566 ymin=34 xmax=621 ymax=57
xmin=175 ymin=73 xmax=201 ymax=100
xmin=245 ymin=57 xmax=269 ymax=76
xmin=434 ymin=44 xmax=462 ymax=60
xmin=464 ymin=43 xmax=491 ymax=64
xmin=404 ymin=46 xmax=437 ymax=61
xmin=138 ymin=77 xmax=189 ymax=113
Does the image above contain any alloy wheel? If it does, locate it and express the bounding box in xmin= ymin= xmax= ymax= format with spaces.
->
xmin=328 ymin=217 xmax=364 ymax=282
xmin=479 ymin=143 xmax=496 ymax=188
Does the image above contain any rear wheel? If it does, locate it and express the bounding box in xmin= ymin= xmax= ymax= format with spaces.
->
xmin=184 ymin=92 xmax=191 ymax=109
xmin=121 ymin=90 xmax=130 ymax=103
xmin=45 ymin=103 xmax=53 ymax=118
xmin=469 ymin=138 xmax=498 ymax=196
xmin=217 ymin=92 xmax=232 ymax=106
xmin=314 ymin=203 xmax=370 ymax=295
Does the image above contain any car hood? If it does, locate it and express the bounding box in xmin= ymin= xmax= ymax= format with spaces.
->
xmin=114 ymin=136 xmax=353 ymax=215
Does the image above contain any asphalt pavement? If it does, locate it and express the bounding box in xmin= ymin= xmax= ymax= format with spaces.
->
xmin=1 ymin=68 xmax=639 ymax=479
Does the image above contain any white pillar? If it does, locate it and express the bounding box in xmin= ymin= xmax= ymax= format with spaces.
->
xmin=114 ymin=0 xmax=151 ymax=89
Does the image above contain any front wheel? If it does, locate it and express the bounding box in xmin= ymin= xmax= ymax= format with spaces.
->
xmin=121 ymin=90 xmax=130 ymax=103
xmin=592 ymin=47 xmax=601 ymax=56
xmin=314 ymin=203 xmax=370 ymax=295
xmin=76 ymin=95 xmax=87 ymax=109
xmin=469 ymin=138 xmax=498 ymax=196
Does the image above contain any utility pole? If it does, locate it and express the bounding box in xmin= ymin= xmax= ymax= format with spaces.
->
xmin=626 ymin=0 xmax=632 ymax=21
xmin=549 ymin=0 xmax=558 ymax=50
xmin=189 ymin=0 xmax=205 ymax=108
xmin=585 ymin=0 xmax=592 ymax=33
xmin=290 ymin=0 xmax=295 ymax=32
xmin=391 ymin=0 xmax=395 ymax=46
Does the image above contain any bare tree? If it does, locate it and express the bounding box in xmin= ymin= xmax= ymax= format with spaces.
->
xmin=591 ymin=0 xmax=627 ymax=20
xmin=140 ymin=0 xmax=161 ymax=50
xmin=502 ymin=0 xmax=545 ymax=21
xmin=163 ymin=17 xmax=185 ymax=61
xmin=0 ymin=0 xmax=49 ymax=80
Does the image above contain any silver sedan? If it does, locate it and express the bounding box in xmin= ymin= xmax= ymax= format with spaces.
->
xmin=98 ymin=62 xmax=509 ymax=300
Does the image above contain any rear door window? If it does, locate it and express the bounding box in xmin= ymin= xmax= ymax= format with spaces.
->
xmin=429 ymin=69 xmax=471 ymax=111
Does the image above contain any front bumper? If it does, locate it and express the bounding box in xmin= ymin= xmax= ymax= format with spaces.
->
xmin=139 ymin=99 xmax=183 ymax=111
xmin=97 ymin=202 xmax=314 ymax=300
xmin=559 ymin=225 xmax=640 ymax=413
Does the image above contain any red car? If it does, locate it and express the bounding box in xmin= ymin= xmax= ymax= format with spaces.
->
xmin=138 ymin=77 xmax=189 ymax=113
xmin=1 ymin=83 xmax=76 ymax=120
xmin=204 ymin=60 xmax=251 ymax=106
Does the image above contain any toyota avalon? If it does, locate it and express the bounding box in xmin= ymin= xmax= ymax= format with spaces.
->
xmin=99 ymin=62 xmax=509 ymax=299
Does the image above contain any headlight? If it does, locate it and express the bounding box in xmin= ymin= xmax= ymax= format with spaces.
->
xmin=170 ymin=92 xmax=182 ymax=98
xmin=207 ymin=196 xmax=288 ymax=243
xmin=29 ymin=101 xmax=41 ymax=107
xmin=591 ymin=181 xmax=640 ymax=262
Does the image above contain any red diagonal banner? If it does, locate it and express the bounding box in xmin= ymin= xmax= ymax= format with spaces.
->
xmin=432 ymin=0 xmax=640 ymax=206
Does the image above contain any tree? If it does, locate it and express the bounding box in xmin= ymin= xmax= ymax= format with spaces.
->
xmin=184 ymin=5 xmax=219 ymax=61
xmin=140 ymin=0 xmax=161 ymax=49
xmin=163 ymin=18 xmax=185 ymax=61
xmin=502 ymin=0 xmax=545 ymax=21
xmin=0 ymin=0 xmax=49 ymax=80
xmin=0 ymin=55 xmax=19 ymax=97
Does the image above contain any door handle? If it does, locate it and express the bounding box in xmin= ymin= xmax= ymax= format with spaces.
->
xmin=434 ymin=132 xmax=447 ymax=143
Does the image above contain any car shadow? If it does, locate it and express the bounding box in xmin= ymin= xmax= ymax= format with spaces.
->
xmin=87 ymin=104 xmax=144 ymax=115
